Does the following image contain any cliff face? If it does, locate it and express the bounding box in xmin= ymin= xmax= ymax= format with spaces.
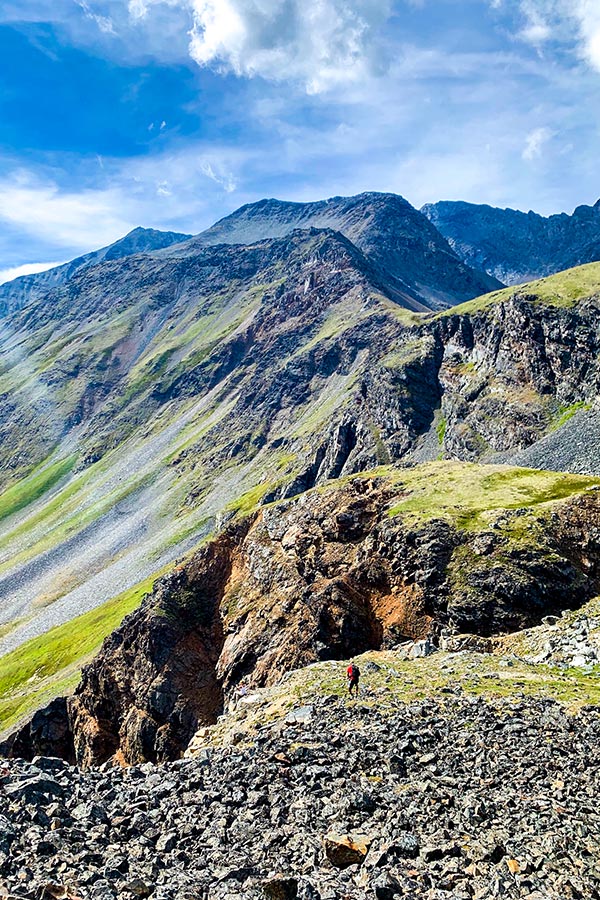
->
xmin=7 ymin=467 xmax=597 ymax=766
xmin=422 ymin=199 xmax=600 ymax=285
xmin=433 ymin=295 xmax=600 ymax=463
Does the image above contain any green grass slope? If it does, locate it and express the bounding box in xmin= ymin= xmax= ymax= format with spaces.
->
xmin=0 ymin=571 xmax=164 ymax=736
xmin=385 ymin=461 xmax=599 ymax=528
xmin=443 ymin=260 xmax=600 ymax=316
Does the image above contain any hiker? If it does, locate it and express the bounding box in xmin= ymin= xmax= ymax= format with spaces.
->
xmin=347 ymin=661 xmax=360 ymax=697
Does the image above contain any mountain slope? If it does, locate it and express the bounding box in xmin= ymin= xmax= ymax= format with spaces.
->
xmin=422 ymin=198 xmax=600 ymax=285
xmin=0 ymin=226 xmax=192 ymax=316
xmin=187 ymin=192 xmax=503 ymax=309
xmin=0 ymin=247 xmax=599 ymax=658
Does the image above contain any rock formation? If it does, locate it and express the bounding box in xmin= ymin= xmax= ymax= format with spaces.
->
xmin=7 ymin=469 xmax=598 ymax=766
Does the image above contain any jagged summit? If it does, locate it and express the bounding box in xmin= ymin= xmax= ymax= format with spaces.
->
xmin=423 ymin=197 xmax=600 ymax=285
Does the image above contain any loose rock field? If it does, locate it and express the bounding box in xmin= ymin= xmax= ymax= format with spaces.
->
xmin=1 ymin=693 xmax=599 ymax=900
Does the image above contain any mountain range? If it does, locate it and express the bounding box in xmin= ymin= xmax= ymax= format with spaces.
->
xmin=0 ymin=190 xmax=600 ymax=771
xmin=423 ymin=198 xmax=600 ymax=285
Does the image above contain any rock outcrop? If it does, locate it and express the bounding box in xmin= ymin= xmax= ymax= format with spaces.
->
xmin=11 ymin=471 xmax=599 ymax=766
xmin=0 ymin=699 xmax=74 ymax=764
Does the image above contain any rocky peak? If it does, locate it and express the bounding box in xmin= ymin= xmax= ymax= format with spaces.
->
xmin=190 ymin=191 xmax=502 ymax=309
xmin=422 ymin=198 xmax=600 ymax=284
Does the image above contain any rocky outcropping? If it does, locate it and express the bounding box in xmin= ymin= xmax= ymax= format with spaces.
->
xmin=0 ymin=699 xmax=74 ymax=764
xmin=68 ymin=525 xmax=252 ymax=767
xmin=1 ymin=693 xmax=599 ymax=899
xmin=8 ymin=472 xmax=599 ymax=766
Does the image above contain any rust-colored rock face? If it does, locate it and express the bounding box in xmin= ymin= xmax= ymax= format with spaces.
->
xmin=67 ymin=529 xmax=248 ymax=767
xmin=53 ymin=476 xmax=600 ymax=766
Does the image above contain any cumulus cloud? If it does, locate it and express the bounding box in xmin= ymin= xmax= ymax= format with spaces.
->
xmin=185 ymin=0 xmax=392 ymax=93
xmin=522 ymin=126 xmax=554 ymax=160
xmin=513 ymin=1 xmax=600 ymax=71
xmin=572 ymin=0 xmax=600 ymax=71
xmin=0 ymin=261 xmax=65 ymax=286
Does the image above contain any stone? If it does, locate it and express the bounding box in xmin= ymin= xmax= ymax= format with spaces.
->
xmin=262 ymin=876 xmax=299 ymax=899
xmin=284 ymin=706 xmax=314 ymax=726
xmin=324 ymin=833 xmax=372 ymax=868
xmin=407 ymin=639 xmax=437 ymax=659
xmin=4 ymin=776 xmax=64 ymax=802
xmin=120 ymin=880 xmax=152 ymax=898
xmin=373 ymin=872 xmax=401 ymax=899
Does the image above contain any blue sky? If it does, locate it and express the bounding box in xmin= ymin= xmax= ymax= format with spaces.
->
xmin=1 ymin=0 xmax=600 ymax=281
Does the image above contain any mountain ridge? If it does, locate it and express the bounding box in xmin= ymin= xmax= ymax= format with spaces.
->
xmin=187 ymin=190 xmax=503 ymax=310
xmin=0 ymin=250 xmax=598 ymax=665
xmin=422 ymin=198 xmax=600 ymax=285
xmin=0 ymin=226 xmax=192 ymax=316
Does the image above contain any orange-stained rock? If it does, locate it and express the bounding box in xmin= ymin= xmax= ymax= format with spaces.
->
xmin=324 ymin=832 xmax=373 ymax=868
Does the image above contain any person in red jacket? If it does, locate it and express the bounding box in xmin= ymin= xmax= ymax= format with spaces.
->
xmin=347 ymin=661 xmax=360 ymax=697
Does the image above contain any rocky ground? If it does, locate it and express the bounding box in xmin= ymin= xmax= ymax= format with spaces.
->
xmin=1 ymin=671 xmax=599 ymax=900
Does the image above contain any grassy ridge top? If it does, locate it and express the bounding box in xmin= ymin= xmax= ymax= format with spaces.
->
xmin=442 ymin=260 xmax=600 ymax=316
xmin=385 ymin=461 xmax=600 ymax=528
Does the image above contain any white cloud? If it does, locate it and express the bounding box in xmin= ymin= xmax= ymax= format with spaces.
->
xmin=512 ymin=1 xmax=600 ymax=71
xmin=522 ymin=126 xmax=554 ymax=160
xmin=0 ymin=261 xmax=65 ymax=286
xmin=572 ymin=0 xmax=600 ymax=71
xmin=77 ymin=0 xmax=116 ymax=34
xmin=0 ymin=147 xmax=247 ymax=265
xmin=0 ymin=170 xmax=134 ymax=252
xmin=199 ymin=160 xmax=236 ymax=192
xmin=187 ymin=0 xmax=392 ymax=93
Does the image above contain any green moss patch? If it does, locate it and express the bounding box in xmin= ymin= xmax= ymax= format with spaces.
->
xmin=550 ymin=400 xmax=592 ymax=431
xmin=226 ymin=481 xmax=276 ymax=516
